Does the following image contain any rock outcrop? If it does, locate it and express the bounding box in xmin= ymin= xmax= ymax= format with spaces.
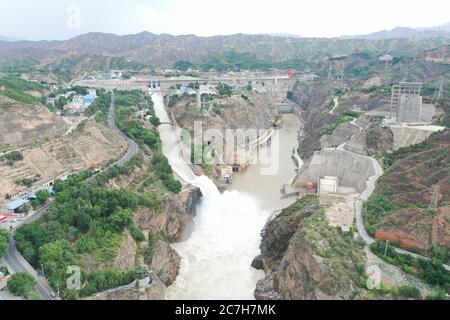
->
xmin=254 ymin=196 xmax=367 ymax=300
xmin=150 ymin=240 xmax=181 ymax=286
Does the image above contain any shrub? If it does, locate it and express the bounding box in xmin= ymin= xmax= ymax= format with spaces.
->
xmin=0 ymin=229 xmax=10 ymax=257
xmin=7 ymin=273 xmax=36 ymax=298
xmin=394 ymin=286 xmax=421 ymax=299
xmin=80 ymin=269 xmax=134 ymax=297
xmin=129 ymin=226 xmax=145 ymax=242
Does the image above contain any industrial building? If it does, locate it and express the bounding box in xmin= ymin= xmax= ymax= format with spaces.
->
xmin=83 ymin=94 xmax=96 ymax=106
xmin=3 ymin=198 xmax=28 ymax=214
xmin=318 ymin=176 xmax=339 ymax=195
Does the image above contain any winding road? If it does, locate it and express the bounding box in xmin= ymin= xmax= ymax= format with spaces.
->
xmin=342 ymin=120 xmax=450 ymax=271
xmin=3 ymin=91 xmax=139 ymax=300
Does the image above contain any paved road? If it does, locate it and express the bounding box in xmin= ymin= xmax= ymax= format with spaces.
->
xmin=342 ymin=122 xmax=450 ymax=271
xmin=4 ymin=203 xmax=55 ymax=300
xmin=3 ymin=91 xmax=139 ymax=300
xmin=109 ymin=92 xmax=138 ymax=167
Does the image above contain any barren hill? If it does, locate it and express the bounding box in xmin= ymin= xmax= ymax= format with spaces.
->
xmin=0 ymin=120 xmax=127 ymax=203
xmin=2 ymin=32 xmax=450 ymax=71
xmin=0 ymin=97 xmax=67 ymax=148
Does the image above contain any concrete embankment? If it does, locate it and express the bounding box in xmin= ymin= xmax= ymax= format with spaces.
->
xmin=292 ymin=149 xmax=375 ymax=195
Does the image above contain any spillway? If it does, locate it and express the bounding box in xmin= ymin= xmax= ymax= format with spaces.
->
xmin=151 ymin=92 xmax=299 ymax=299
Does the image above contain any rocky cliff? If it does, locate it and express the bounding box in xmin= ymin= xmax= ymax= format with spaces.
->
xmin=254 ymin=196 xmax=368 ymax=300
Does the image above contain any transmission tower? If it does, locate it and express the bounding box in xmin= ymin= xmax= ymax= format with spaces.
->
xmin=379 ymin=54 xmax=393 ymax=72
xmin=432 ymin=77 xmax=444 ymax=104
xmin=428 ymin=185 xmax=440 ymax=210
xmin=327 ymin=61 xmax=333 ymax=81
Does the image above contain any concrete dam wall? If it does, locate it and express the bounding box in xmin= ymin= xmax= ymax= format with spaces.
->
xmin=293 ymin=149 xmax=375 ymax=194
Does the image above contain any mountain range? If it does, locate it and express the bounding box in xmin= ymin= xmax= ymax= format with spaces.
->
xmin=0 ymin=22 xmax=449 ymax=70
xmin=342 ymin=21 xmax=450 ymax=39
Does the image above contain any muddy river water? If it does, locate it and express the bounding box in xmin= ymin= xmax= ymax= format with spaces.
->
xmin=152 ymin=92 xmax=301 ymax=300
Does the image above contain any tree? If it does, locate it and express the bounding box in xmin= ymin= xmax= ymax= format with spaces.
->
xmin=39 ymin=240 xmax=76 ymax=289
xmin=35 ymin=189 xmax=51 ymax=206
xmin=0 ymin=229 xmax=10 ymax=257
xmin=7 ymin=273 xmax=36 ymax=297
xmin=133 ymin=266 xmax=149 ymax=280
xmin=173 ymin=60 xmax=195 ymax=71
xmin=56 ymin=96 xmax=68 ymax=108
xmin=107 ymin=209 xmax=133 ymax=232
xmin=149 ymin=115 xmax=161 ymax=127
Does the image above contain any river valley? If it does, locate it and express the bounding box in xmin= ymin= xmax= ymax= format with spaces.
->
xmin=151 ymin=92 xmax=302 ymax=299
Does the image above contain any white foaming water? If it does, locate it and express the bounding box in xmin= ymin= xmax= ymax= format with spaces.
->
xmin=151 ymin=93 xmax=268 ymax=299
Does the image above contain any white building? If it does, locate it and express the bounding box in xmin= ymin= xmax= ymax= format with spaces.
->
xmin=199 ymin=84 xmax=218 ymax=95
xmin=318 ymin=176 xmax=339 ymax=195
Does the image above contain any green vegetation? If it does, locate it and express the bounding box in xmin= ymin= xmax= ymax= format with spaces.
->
xmin=360 ymin=84 xmax=392 ymax=95
xmin=392 ymin=285 xmax=422 ymax=299
xmin=129 ymin=226 xmax=145 ymax=242
xmin=381 ymin=137 xmax=432 ymax=169
xmin=89 ymin=154 xmax=143 ymax=187
xmin=7 ymin=273 xmax=37 ymax=299
xmin=319 ymin=109 xmax=361 ymax=136
xmin=327 ymin=99 xmax=335 ymax=110
xmin=0 ymin=76 xmax=45 ymax=104
xmin=320 ymin=114 xmax=354 ymax=136
xmin=119 ymin=117 xmax=160 ymax=149
xmin=14 ymin=172 xmax=137 ymax=297
xmin=84 ymin=89 xmax=111 ymax=124
xmin=0 ymin=229 xmax=10 ymax=257
xmin=114 ymin=90 xmax=180 ymax=193
xmin=173 ymin=60 xmax=196 ymax=71
xmin=55 ymin=95 xmax=69 ymax=108
xmin=31 ymin=189 xmax=51 ymax=208
xmin=294 ymin=196 xmax=368 ymax=294
xmin=0 ymin=77 xmax=44 ymax=92
xmin=115 ymin=91 xmax=160 ymax=150
xmin=15 ymin=177 xmax=38 ymax=188
xmin=201 ymin=51 xmax=311 ymax=71
xmin=1 ymin=150 xmax=24 ymax=166
xmin=341 ymin=110 xmax=362 ymax=118
xmin=143 ymin=233 xmax=161 ymax=265
xmin=13 ymin=89 xmax=182 ymax=298
xmin=79 ymin=269 xmax=134 ymax=297
xmin=0 ymin=58 xmax=39 ymax=74
xmin=0 ymin=266 xmax=9 ymax=276
xmin=1 ymin=89 xmax=38 ymax=104
xmin=41 ymin=55 xmax=149 ymax=81
xmin=133 ymin=266 xmax=149 ymax=280
xmin=370 ymin=241 xmax=450 ymax=293
xmin=425 ymin=288 xmax=449 ymax=300
xmin=168 ymin=94 xmax=181 ymax=108
xmin=216 ymin=83 xmax=233 ymax=97
xmin=363 ymin=194 xmax=400 ymax=236
xmin=151 ymin=153 xmax=182 ymax=193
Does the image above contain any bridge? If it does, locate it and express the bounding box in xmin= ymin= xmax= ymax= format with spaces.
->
xmin=158 ymin=121 xmax=174 ymax=127
xmin=74 ymin=74 xmax=295 ymax=93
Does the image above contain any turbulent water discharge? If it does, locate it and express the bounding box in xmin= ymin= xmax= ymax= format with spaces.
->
xmin=151 ymin=92 xmax=299 ymax=299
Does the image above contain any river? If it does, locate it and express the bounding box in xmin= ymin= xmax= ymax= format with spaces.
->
xmin=151 ymin=92 xmax=301 ymax=300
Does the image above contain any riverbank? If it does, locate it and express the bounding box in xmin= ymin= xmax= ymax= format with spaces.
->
xmin=162 ymin=110 xmax=303 ymax=299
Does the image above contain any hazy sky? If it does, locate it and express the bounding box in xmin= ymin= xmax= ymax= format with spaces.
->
xmin=1 ymin=0 xmax=449 ymax=40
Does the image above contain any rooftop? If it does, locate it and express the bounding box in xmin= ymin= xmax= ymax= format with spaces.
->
xmin=5 ymin=198 xmax=28 ymax=210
